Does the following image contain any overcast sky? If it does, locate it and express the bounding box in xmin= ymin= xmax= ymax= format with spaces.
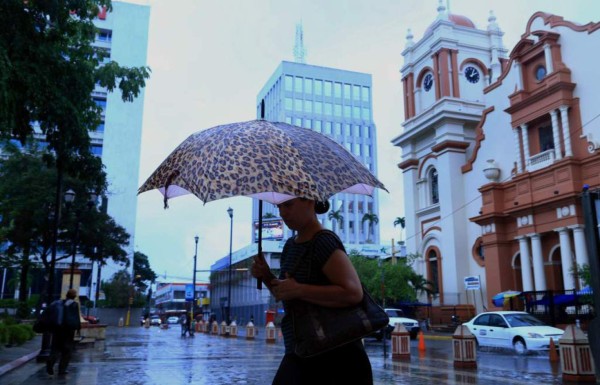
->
xmin=132 ymin=0 xmax=600 ymax=283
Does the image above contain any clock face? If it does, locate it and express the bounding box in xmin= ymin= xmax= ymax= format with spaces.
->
xmin=465 ymin=66 xmax=480 ymax=84
xmin=423 ymin=74 xmax=433 ymax=92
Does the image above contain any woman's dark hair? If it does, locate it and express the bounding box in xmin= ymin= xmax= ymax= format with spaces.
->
xmin=314 ymin=200 xmax=330 ymax=214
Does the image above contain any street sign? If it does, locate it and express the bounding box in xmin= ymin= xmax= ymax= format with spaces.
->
xmin=185 ymin=284 xmax=194 ymax=301
xmin=464 ymin=276 xmax=481 ymax=291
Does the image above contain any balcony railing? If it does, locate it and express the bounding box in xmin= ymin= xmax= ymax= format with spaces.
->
xmin=527 ymin=149 xmax=555 ymax=172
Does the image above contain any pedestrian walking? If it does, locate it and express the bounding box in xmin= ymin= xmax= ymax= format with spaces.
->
xmin=46 ymin=288 xmax=81 ymax=376
xmin=251 ymin=198 xmax=373 ymax=385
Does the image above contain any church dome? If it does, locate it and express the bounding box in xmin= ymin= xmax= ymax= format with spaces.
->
xmin=424 ymin=13 xmax=477 ymax=36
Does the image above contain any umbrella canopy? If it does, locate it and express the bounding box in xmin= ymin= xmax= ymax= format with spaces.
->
xmin=138 ymin=119 xmax=387 ymax=206
xmin=577 ymin=286 xmax=593 ymax=295
xmin=492 ymin=290 xmax=521 ymax=307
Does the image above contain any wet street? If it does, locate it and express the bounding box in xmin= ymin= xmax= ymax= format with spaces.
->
xmin=2 ymin=326 xmax=563 ymax=384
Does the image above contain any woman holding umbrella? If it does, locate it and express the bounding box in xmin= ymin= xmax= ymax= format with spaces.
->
xmin=252 ymin=198 xmax=373 ymax=385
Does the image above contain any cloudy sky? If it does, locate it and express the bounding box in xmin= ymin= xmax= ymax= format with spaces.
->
xmin=132 ymin=0 xmax=600 ymax=283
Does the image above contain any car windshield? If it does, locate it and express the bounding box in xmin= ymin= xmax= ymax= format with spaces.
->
xmin=504 ymin=313 xmax=546 ymax=327
xmin=385 ymin=309 xmax=404 ymax=317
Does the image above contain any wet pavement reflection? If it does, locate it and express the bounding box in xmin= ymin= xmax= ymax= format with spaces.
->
xmin=2 ymin=326 xmax=564 ymax=384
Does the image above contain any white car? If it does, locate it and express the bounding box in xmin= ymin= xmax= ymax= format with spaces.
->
xmin=167 ymin=316 xmax=179 ymax=324
xmin=463 ymin=311 xmax=564 ymax=354
xmin=374 ymin=308 xmax=420 ymax=340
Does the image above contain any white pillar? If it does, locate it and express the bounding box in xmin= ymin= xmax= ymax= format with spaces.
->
xmin=517 ymin=236 xmax=534 ymax=291
xmin=543 ymin=43 xmax=554 ymax=74
xmin=550 ymin=109 xmax=562 ymax=160
xmin=521 ymin=124 xmax=530 ymax=170
xmin=513 ymin=127 xmax=523 ymax=173
xmin=414 ymin=88 xmax=421 ymax=114
xmin=514 ymin=61 xmax=523 ymax=91
xmin=529 ymin=233 xmax=547 ymax=291
xmin=559 ymin=105 xmax=573 ymax=157
xmin=571 ymin=226 xmax=590 ymax=287
xmin=556 ymin=227 xmax=576 ymax=290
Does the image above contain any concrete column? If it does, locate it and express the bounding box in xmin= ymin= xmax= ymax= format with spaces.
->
xmin=559 ymin=105 xmax=573 ymax=157
xmin=414 ymin=88 xmax=421 ymax=114
xmin=556 ymin=227 xmax=576 ymax=290
xmin=550 ymin=109 xmax=562 ymax=160
xmin=513 ymin=127 xmax=523 ymax=173
xmin=571 ymin=226 xmax=590 ymax=287
xmin=521 ymin=124 xmax=530 ymax=170
xmin=529 ymin=234 xmax=547 ymax=291
xmin=544 ymin=43 xmax=554 ymax=74
xmin=517 ymin=236 xmax=534 ymax=291
xmin=514 ymin=61 xmax=523 ymax=91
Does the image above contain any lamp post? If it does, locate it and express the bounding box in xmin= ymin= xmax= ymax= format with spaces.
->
xmin=227 ymin=207 xmax=233 ymax=324
xmin=192 ymin=235 xmax=199 ymax=316
xmin=63 ymin=189 xmax=97 ymax=289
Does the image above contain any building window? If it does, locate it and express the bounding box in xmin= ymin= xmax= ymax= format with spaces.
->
xmin=96 ymin=29 xmax=112 ymax=42
xmin=285 ymin=117 xmax=292 ymax=124
xmin=538 ymin=125 xmax=554 ymax=152
xmin=284 ymin=98 xmax=292 ymax=110
xmin=304 ymin=119 xmax=312 ymax=129
xmin=353 ymin=85 xmax=361 ymax=101
xmin=314 ymin=120 xmax=322 ymax=131
xmin=428 ymin=249 xmax=440 ymax=294
xmin=314 ymin=80 xmax=323 ymax=95
xmin=334 ymin=123 xmax=342 ymax=136
xmin=324 ymin=81 xmax=332 ymax=97
xmin=304 ymin=78 xmax=313 ymax=94
xmin=324 ymin=121 xmax=332 ymax=134
xmin=472 ymin=237 xmax=485 ymax=267
xmin=429 ymin=168 xmax=439 ymax=204
xmin=363 ymin=126 xmax=370 ymax=138
xmin=294 ymin=117 xmax=301 ymax=126
xmin=334 ymin=82 xmax=342 ymax=98
xmin=285 ymin=75 xmax=293 ymax=91
xmin=334 ymin=104 xmax=342 ymax=117
xmin=344 ymin=105 xmax=351 ymax=118
xmin=96 ymin=123 xmax=105 ymax=133
xmin=343 ymin=84 xmax=351 ymax=99
xmin=294 ymin=77 xmax=303 ymax=93
xmin=324 ymin=103 xmax=332 ymax=116
xmin=362 ymin=86 xmax=370 ymax=102
xmin=314 ymin=101 xmax=322 ymax=114
xmin=91 ymin=144 xmax=103 ymax=156
xmin=304 ymin=100 xmax=312 ymax=113
xmin=362 ymin=108 xmax=370 ymax=120
xmin=353 ymin=106 xmax=360 ymax=119
xmin=535 ymin=65 xmax=547 ymax=82
xmin=294 ymin=99 xmax=302 ymax=112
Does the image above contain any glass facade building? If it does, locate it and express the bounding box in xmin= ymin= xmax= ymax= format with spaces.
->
xmin=254 ymin=61 xmax=381 ymax=244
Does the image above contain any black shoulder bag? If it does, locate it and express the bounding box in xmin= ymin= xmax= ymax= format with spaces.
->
xmin=288 ymin=230 xmax=389 ymax=358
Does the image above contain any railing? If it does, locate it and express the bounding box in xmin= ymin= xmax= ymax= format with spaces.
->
xmin=526 ymin=149 xmax=555 ymax=172
xmin=506 ymin=290 xmax=595 ymax=327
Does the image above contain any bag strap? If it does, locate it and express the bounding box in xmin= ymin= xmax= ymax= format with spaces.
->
xmin=289 ymin=229 xmax=342 ymax=280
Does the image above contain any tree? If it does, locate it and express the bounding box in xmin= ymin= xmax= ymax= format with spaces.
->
xmin=133 ymin=251 xmax=157 ymax=293
xmin=393 ymin=216 xmax=405 ymax=243
xmin=0 ymin=1 xmax=150 ymax=304
xmin=328 ymin=209 xmax=344 ymax=233
xmin=0 ymin=141 xmax=131 ymax=316
xmin=361 ymin=212 xmax=379 ymax=243
xmin=348 ymin=250 xmax=417 ymax=304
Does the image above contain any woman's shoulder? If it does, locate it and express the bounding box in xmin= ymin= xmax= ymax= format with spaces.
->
xmin=314 ymin=230 xmax=344 ymax=250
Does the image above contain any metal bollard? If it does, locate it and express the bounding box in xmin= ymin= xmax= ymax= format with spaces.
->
xmin=220 ymin=321 xmax=228 ymax=336
xmin=559 ymin=324 xmax=596 ymax=382
xmin=391 ymin=323 xmax=411 ymax=361
xmin=246 ymin=321 xmax=256 ymax=340
xmin=229 ymin=320 xmax=238 ymax=338
xmin=211 ymin=320 xmax=219 ymax=335
xmin=265 ymin=321 xmax=276 ymax=344
xmin=452 ymin=325 xmax=477 ymax=369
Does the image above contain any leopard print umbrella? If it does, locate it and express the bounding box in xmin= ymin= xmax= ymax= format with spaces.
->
xmin=138 ymin=120 xmax=387 ymax=206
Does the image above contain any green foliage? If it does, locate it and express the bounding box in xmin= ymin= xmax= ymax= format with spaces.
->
xmin=348 ymin=251 xmax=419 ymax=304
xmin=101 ymin=269 xmax=145 ymax=308
xmin=6 ymin=324 xmax=33 ymax=346
xmin=133 ymin=251 xmax=157 ymax=292
xmin=573 ymin=264 xmax=591 ymax=287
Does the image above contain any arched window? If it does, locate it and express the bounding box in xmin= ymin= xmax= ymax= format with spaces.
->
xmin=429 ymin=168 xmax=439 ymax=204
xmin=428 ymin=249 xmax=439 ymax=294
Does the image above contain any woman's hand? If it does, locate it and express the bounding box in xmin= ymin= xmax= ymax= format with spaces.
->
xmin=251 ymin=253 xmax=275 ymax=283
xmin=271 ymin=274 xmax=303 ymax=301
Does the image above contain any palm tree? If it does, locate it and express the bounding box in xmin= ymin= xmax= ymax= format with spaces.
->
xmin=361 ymin=212 xmax=379 ymax=243
xmin=327 ymin=209 xmax=344 ymax=233
xmin=393 ymin=216 xmax=405 ymax=244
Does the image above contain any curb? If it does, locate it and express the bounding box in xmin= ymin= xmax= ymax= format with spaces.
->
xmin=0 ymin=349 xmax=40 ymax=377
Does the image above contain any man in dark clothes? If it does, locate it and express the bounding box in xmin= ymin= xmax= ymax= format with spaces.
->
xmin=46 ymin=288 xmax=81 ymax=376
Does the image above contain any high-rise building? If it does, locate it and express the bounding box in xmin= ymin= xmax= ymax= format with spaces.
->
xmin=88 ymin=2 xmax=150 ymax=282
xmin=254 ymin=35 xmax=381 ymax=244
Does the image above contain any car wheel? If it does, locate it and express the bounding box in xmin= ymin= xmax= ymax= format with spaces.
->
xmin=513 ymin=338 xmax=527 ymax=355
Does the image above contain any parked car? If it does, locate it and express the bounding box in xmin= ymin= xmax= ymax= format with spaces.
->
xmin=82 ymin=315 xmax=100 ymax=324
xmin=463 ymin=311 xmax=564 ymax=354
xmin=167 ymin=316 xmax=179 ymax=324
xmin=150 ymin=315 xmax=162 ymax=326
xmin=373 ymin=308 xmax=420 ymax=340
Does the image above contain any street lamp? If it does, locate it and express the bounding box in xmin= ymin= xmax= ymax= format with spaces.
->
xmin=227 ymin=207 xmax=233 ymax=325
xmin=192 ymin=235 xmax=199 ymax=316
xmin=64 ymin=189 xmax=97 ymax=289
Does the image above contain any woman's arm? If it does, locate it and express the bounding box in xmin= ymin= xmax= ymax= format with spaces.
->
xmin=270 ymin=249 xmax=363 ymax=307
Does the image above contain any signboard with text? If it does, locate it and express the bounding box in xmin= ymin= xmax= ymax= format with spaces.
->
xmin=184 ymin=284 xmax=194 ymax=301
xmin=464 ymin=276 xmax=481 ymax=291
xmin=253 ymin=219 xmax=284 ymax=243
